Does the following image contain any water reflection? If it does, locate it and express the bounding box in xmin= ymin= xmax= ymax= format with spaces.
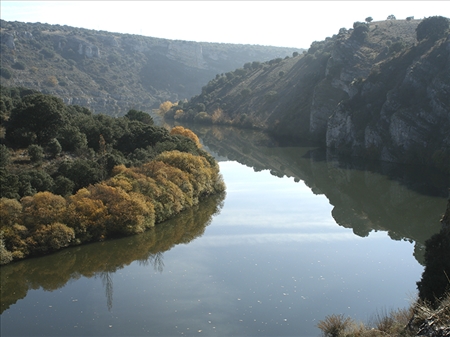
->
xmin=0 ymin=193 xmax=225 ymax=314
xmin=100 ymin=271 xmax=114 ymax=311
xmin=417 ymin=212 xmax=450 ymax=306
xmin=177 ymin=123 xmax=448 ymax=264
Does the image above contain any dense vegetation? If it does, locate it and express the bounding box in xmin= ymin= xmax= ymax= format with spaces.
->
xmin=0 ymin=19 xmax=301 ymax=115
xmin=0 ymin=87 xmax=225 ymax=264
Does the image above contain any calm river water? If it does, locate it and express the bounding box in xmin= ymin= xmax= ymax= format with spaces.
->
xmin=1 ymin=126 xmax=448 ymax=337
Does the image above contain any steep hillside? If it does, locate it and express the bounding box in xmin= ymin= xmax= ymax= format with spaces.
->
xmin=167 ymin=18 xmax=450 ymax=173
xmin=0 ymin=20 xmax=301 ymax=116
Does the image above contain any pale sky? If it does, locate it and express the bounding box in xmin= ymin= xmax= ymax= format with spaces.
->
xmin=1 ymin=1 xmax=449 ymax=49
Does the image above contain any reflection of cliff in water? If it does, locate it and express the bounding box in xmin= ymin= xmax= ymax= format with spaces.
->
xmin=0 ymin=193 xmax=225 ymax=314
xmin=185 ymin=123 xmax=449 ymax=264
xmin=417 ymin=201 xmax=450 ymax=307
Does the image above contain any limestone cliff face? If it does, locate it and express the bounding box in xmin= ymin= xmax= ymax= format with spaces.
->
xmin=326 ymin=35 xmax=450 ymax=170
xmin=310 ymin=22 xmax=420 ymax=143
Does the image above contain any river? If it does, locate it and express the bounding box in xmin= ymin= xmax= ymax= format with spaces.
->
xmin=1 ymin=125 xmax=448 ymax=336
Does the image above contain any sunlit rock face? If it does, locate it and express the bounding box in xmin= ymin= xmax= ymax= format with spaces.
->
xmin=325 ymin=33 xmax=450 ymax=169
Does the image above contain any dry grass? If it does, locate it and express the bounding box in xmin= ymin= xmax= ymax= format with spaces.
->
xmin=409 ymin=292 xmax=450 ymax=335
xmin=317 ymin=293 xmax=450 ymax=337
xmin=317 ymin=314 xmax=353 ymax=337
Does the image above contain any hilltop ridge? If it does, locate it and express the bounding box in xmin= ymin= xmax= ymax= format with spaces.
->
xmin=0 ymin=19 xmax=301 ymax=115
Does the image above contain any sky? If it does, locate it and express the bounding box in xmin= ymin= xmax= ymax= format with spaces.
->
xmin=1 ymin=1 xmax=449 ymax=49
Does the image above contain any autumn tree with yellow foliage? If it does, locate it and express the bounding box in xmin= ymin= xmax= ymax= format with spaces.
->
xmin=170 ymin=126 xmax=202 ymax=148
xmin=0 ymin=151 xmax=225 ymax=264
xmin=158 ymin=101 xmax=174 ymax=115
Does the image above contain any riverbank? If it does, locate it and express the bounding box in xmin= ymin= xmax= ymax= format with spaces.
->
xmin=318 ymin=198 xmax=450 ymax=336
xmin=0 ymin=150 xmax=225 ymax=265
xmin=0 ymin=88 xmax=226 ymax=265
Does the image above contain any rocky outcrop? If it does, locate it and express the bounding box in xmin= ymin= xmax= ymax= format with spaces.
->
xmin=326 ymin=35 xmax=450 ymax=171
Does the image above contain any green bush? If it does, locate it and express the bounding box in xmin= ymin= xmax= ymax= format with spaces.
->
xmin=0 ymin=145 xmax=11 ymax=167
xmin=0 ymin=67 xmax=12 ymax=79
xmin=264 ymin=91 xmax=278 ymax=103
xmin=351 ymin=22 xmax=369 ymax=42
xmin=46 ymin=138 xmax=62 ymax=158
xmin=194 ymin=112 xmax=212 ymax=124
xmin=39 ymin=47 xmax=55 ymax=59
xmin=28 ymin=144 xmax=44 ymax=163
xmin=12 ymin=62 xmax=26 ymax=70
xmin=416 ymin=16 xmax=450 ymax=42
xmin=241 ymin=88 xmax=252 ymax=97
xmin=389 ymin=41 xmax=405 ymax=54
xmin=52 ymin=176 xmax=75 ymax=196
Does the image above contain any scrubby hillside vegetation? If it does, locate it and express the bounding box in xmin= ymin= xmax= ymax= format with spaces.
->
xmin=0 ymin=20 xmax=301 ymax=116
xmin=164 ymin=17 xmax=450 ymax=173
xmin=0 ymin=87 xmax=225 ymax=265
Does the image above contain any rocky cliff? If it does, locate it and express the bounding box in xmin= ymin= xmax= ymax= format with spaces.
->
xmin=326 ymin=32 xmax=450 ymax=172
xmin=172 ymin=18 xmax=449 ymax=173
xmin=0 ymin=20 xmax=301 ymax=116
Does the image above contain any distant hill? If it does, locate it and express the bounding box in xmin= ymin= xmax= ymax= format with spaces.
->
xmin=165 ymin=18 xmax=450 ymax=173
xmin=0 ymin=20 xmax=302 ymax=116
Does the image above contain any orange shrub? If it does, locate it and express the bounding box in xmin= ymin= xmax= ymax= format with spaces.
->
xmin=87 ymin=183 xmax=154 ymax=236
xmin=158 ymin=101 xmax=174 ymax=115
xmin=0 ymin=198 xmax=22 ymax=228
xmin=66 ymin=188 xmax=109 ymax=241
xmin=21 ymin=192 xmax=67 ymax=229
xmin=27 ymin=223 xmax=75 ymax=253
xmin=170 ymin=126 xmax=202 ymax=148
